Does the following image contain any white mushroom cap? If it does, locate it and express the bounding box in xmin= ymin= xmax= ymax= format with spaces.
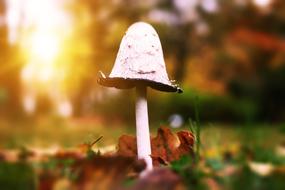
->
xmin=99 ymin=22 xmax=182 ymax=93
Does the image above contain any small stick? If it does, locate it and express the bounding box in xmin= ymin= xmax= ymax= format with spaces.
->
xmin=90 ymin=136 xmax=103 ymax=147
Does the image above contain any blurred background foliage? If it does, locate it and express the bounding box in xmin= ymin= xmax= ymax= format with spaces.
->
xmin=0 ymin=0 xmax=285 ymax=125
xmin=1 ymin=2 xmax=285 ymax=189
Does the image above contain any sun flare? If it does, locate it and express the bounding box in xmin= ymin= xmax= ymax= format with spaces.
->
xmin=6 ymin=0 xmax=73 ymax=115
xmin=7 ymin=0 xmax=72 ymax=85
xmin=29 ymin=32 xmax=60 ymax=62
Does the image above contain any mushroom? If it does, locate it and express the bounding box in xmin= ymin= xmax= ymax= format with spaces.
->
xmin=98 ymin=22 xmax=182 ymax=174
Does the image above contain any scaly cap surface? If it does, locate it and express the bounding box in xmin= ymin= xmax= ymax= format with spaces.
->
xmin=99 ymin=22 xmax=182 ymax=93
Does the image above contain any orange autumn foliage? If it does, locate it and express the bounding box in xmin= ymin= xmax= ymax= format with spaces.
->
xmin=230 ymin=27 xmax=285 ymax=52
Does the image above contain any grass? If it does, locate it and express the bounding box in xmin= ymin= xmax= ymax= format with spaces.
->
xmin=0 ymin=116 xmax=130 ymax=149
xmin=0 ymin=162 xmax=36 ymax=190
xmin=0 ymin=117 xmax=284 ymax=190
xmin=0 ymin=117 xmax=284 ymax=152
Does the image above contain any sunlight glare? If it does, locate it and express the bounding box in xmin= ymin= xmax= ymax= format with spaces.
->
xmin=21 ymin=61 xmax=55 ymax=83
xmin=30 ymin=32 xmax=60 ymax=62
xmin=21 ymin=65 xmax=33 ymax=82
xmin=15 ymin=0 xmax=71 ymax=86
xmin=23 ymin=94 xmax=36 ymax=114
xmin=39 ymin=66 xmax=54 ymax=83
xmin=5 ymin=0 xmax=23 ymax=44
xmin=253 ymin=0 xmax=271 ymax=7
xmin=57 ymin=100 xmax=73 ymax=117
xmin=6 ymin=0 xmax=74 ymax=115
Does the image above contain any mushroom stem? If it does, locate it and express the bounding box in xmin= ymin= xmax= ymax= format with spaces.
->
xmin=135 ymin=85 xmax=153 ymax=173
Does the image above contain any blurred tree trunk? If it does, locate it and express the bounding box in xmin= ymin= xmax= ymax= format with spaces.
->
xmin=0 ymin=2 xmax=23 ymax=118
xmin=173 ymin=25 xmax=191 ymax=82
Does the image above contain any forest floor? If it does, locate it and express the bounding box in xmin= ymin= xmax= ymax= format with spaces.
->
xmin=0 ymin=117 xmax=284 ymax=190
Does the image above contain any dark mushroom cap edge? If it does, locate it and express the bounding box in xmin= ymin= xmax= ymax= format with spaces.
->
xmin=98 ymin=75 xmax=183 ymax=93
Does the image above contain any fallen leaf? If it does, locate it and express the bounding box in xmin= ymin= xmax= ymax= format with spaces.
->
xmin=117 ymin=135 xmax=137 ymax=157
xmin=117 ymin=126 xmax=194 ymax=166
xmin=72 ymin=155 xmax=141 ymax=190
xmin=37 ymin=155 xmax=142 ymax=190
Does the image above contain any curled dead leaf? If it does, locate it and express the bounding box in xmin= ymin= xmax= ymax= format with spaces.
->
xmin=117 ymin=126 xmax=194 ymax=166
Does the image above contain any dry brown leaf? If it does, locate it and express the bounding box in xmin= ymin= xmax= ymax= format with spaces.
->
xmin=72 ymin=156 xmax=140 ymax=190
xmin=37 ymin=155 xmax=141 ymax=190
xmin=118 ymin=135 xmax=137 ymax=157
xmin=117 ymin=126 xmax=194 ymax=166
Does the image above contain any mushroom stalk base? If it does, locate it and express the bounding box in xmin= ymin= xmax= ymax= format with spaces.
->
xmin=135 ymin=86 xmax=153 ymax=174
